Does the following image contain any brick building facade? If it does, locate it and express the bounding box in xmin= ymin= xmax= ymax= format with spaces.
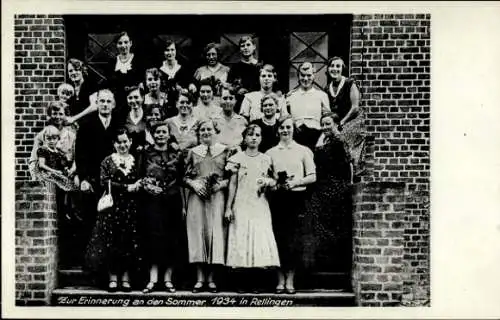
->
xmin=13 ymin=14 xmax=430 ymax=306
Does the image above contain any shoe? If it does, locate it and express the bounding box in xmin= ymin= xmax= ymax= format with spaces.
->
xmin=142 ymin=281 xmax=157 ymax=294
xmin=121 ymin=281 xmax=132 ymax=292
xmin=108 ymin=280 xmax=118 ymax=293
xmin=207 ymin=282 xmax=218 ymax=293
xmin=275 ymin=284 xmax=285 ymax=294
xmin=192 ymin=281 xmax=204 ymax=293
xmin=165 ymin=281 xmax=176 ymax=293
xmin=285 ymin=285 xmax=296 ymax=294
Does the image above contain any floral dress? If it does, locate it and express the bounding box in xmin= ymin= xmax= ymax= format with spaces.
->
xmin=137 ymin=145 xmax=187 ymax=267
xmin=225 ymin=152 xmax=280 ymax=268
xmin=183 ymin=143 xmax=229 ymax=264
xmin=298 ymin=134 xmax=353 ymax=271
xmin=85 ymin=153 xmax=143 ymax=283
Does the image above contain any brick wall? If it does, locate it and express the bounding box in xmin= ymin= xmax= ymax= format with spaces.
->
xmin=350 ymin=14 xmax=431 ymax=305
xmin=15 ymin=182 xmax=58 ymax=306
xmin=352 ymin=182 xmax=406 ymax=306
xmin=14 ymin=14 xmax=66 ymax=180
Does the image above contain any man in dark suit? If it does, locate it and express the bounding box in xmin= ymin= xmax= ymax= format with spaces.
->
xmin=72 ymin=88 xmax=121 ymax=268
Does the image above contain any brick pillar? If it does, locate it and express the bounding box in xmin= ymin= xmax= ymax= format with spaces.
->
xmin=14 ymin=14 xmax=66 ymax=180
xmin=352 ymin=182 xmax=406 ymax=306
xmin=350 ymin=14 xmax=430 ymax=305
xmin=15 ymin=182 xmax=58 ymax=306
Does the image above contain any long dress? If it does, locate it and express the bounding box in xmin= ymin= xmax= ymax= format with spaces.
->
xmin=225 ymin=152 xmax=280 ymax=268
xmin=137 ymin=144 xmax=187 ymax=267
xmin=326 ymin=77 xmax=366 ymax=176
xmin=298 ymin=134 xmax=353 ymax=271
xmin=85 ymin=154 xmax=143 ymax=285
xmin=183 ymin=143 xmax=229 ymax=264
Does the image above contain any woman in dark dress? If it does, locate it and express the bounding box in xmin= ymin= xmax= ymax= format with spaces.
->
xmin=250 ymin=93 xmax=280 ymax=152
xmin=107 ymin=32 xmax=145 ymax=121
xmin=299 ymin=112 xmax=353 ymax=272
xmin=123 ymin=85 xmax=147 ymax=155
xmin=325 ymin=56 xmax=366 ymax=178
xmin=138 ymin=121 xmax=187 ymax=293
xmin=66 ymin=58 xmax=99 ymax=124
xmin=227 ymin=36 xmax=262 ymax=114
xmin=85 ymin=128 xmax=143 ymax=292
xmin=159 ymin=40 xmax=193 ymax=112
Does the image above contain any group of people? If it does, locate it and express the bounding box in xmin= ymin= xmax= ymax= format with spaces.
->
xmin=29 ymin=32 xmax=366 ymax=294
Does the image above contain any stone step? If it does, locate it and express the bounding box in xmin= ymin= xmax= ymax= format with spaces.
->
xmin=58 ymin=268 xmax=352 ymax=291
xmin=51 ymin=288 xmax=356 ymax=307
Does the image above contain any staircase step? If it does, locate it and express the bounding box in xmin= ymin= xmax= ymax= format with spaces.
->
xmin=51 ymin=288 xmax=355 ymax=307
xmin=58 ymin=268 xmax=92 ymax=288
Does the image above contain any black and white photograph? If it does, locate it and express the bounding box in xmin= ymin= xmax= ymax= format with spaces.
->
xmin=3 ymin=1 xmax=500 ymax=318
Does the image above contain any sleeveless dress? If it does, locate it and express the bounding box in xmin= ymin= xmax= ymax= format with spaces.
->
xmin=326 ymin=77 xmax=366 ymax=176
xmin=225 ymin=152 xmax=280 ymax=268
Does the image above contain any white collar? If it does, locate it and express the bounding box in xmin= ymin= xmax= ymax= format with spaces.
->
xmin=161 ymin=61 xmax=181 ymax=78
xmin=277 ymin=140 xmax=297 ymax=150
xmin=316 ymin=133 xmax=326 ymax=147
xmin=329 ymin=76 xmax=346 ymax=98
xmin=98 ymin=114 xmax=111 ymax=128
xmin=191 ymin=143 xmax=226 ymax=158
xmin=172 ymin=115 xmax=196 ymax=131
xmin=129 ymin=109 xmax=144 ymax=125
xmin=115 ymin=54 xmax=134 ymax=74
xmin=111 ymin=153 xmax=135 ymax=176
xmin=261 ymin=117 xmax=277 ymax=126
xmin=299 ymin=86 xmax=316 ymax=94
xmin=207 ymin=63 xmax=222 ymax=72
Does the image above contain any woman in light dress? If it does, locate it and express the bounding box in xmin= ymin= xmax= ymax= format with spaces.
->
xmin=225 ymin=124 xmax=280 ymax=293
xmin=182 ymin=119 xmax=230 ymax=293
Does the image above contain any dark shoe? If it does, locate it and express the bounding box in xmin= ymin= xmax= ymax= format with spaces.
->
xmin=275 ymin=284 xmax=285 ymax=294
xmin=207 ymin=282 xmax=218 ymax=293
xmin=192 ymin=281 xmax=204 ymax=293
xmin=108 ymin=280 xmax=118 ymax=293
xmin=121 ymin=281 xmax=132 ymax=292
xmin=142 ymin=281 xmax=157 ymax=294
xmin=165 ymin=281 xmax=176 ymax=293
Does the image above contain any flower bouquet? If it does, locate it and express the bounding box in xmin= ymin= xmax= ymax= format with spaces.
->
xmin=275 ymin=171 xmax=293 ymax=191
xmin=204 ymin=172 xmax=221 ymax=197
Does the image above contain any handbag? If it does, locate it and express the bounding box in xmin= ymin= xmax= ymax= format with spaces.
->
xmin=97 ymin=180 xmax=113 ymax=212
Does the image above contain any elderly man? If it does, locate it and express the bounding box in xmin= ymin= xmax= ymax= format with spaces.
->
xmin=286 ymin=62 xmax=330 ymax=151
xmin=73 ymin=88 xmax=122 ymax=267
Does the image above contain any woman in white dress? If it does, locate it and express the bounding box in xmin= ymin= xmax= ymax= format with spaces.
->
xmin=225 ymin=123 xmax=280 ymax=293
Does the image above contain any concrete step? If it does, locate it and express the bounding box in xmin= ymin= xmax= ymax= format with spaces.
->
xmin=51 ymin=288 xmax=356 ymax=307
xmin=58 ymin=268 xmax=352 ymax=290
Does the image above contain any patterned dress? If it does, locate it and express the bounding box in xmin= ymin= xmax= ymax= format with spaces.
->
xmin=183 ymin=143 xmax=229 ymax=264
xmin=298 ymin=134 xmax=353 ymax=271
xmin=85 ymin=154 xmax=143 ymax=283
xmin=225 ymin=152 xmax=280 ymax=268
xmin=137 ymin=145 xmax=187 ymax=267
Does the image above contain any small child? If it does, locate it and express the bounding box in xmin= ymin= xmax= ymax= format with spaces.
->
xmin=36 ymin=125 xmax=77 ymax=191
xmin=57 ymin=83 xmax=75 ymax=109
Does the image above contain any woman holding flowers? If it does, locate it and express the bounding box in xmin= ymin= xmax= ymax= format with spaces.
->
xmin=138 ymin=121 xmax=187 ymax=294
xmin=182 ymin=119 xmax=230 ymax=293
xmin=225 ymin=124 xmax=280 ymax=293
